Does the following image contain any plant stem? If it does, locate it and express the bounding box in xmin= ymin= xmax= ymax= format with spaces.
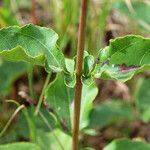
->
xmin=27 ymin=64 xmax=35 ymax=99
xmin=31 ymin=0 xmax=38 ymax=24
xmin=0 ymin=105 xmax=25 ymax=137
xmin=6 ymin=100 xmax=36 ymax=142
xmin=34 ymin=73 xmax=51 ymax=116
xmin=72 ymin=0 xmax=88 ymax=150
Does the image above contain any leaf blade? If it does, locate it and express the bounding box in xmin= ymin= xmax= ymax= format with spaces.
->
xmin=45 ymin=74 xmax=72 ymax=131
xmin=0 ymin=24 xmax=65 ymax=72
xmin=104 ymin=139 xmax=150 ymax=150
xmin=94 ymin=35 xmax=150 ymax=81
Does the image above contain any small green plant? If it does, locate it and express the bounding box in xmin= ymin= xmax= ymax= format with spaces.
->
xmin=1 ymin=0 xmax=150 ymax=150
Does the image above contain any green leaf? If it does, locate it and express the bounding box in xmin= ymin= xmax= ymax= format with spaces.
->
xmin=0 ymin=24 xmax=65 ymax=72
xmin=64 ymin=58 xmax=76 ymax=87
xmin=37 ymin=129 xmax=93 ymax=150
xmin=65 ymin=51 xmax=95 ymax=87
xmin=45 ymin=73 xmax=98 ymax=131
xmin=36 ymin=130 xmax=51 ymax=150
xmin=0 ymin=4 xmax=22 ymax=98
xmin=65 ymin=58 xmax=75 ymax=75
xmin=89 ymin=100 xmax=133 ymax=129
xmin=82 ymin=52 xmax=95 ymax=86
xmin=135 ymin=78 xmax=150 ymax=123
xmin=104 ymin=139 xmax=150 ymax=150
xmin=45 ymin=74 xmax=72 ymax=131
xmin=94 ymin=35 xmax=150 ymax=82
xmin=0 ymin=60 xmax=26 ymax=96
xmin=82 ymin=52 xmax=94 ymax=77
xmin=37 ymin=129 xmax=71 ymax=150
xmin=0 ymin=143 xmax=40 ymax=150
xmin=80 ymin=82 xmax=98 ymax=129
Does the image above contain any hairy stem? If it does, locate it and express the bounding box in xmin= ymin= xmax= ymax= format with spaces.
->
xmin=72 ymin=0 xmax=88 ymax=150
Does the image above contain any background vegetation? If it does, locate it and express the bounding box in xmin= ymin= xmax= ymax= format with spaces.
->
xmin=0 ymin=0 xmax=150 ymax=150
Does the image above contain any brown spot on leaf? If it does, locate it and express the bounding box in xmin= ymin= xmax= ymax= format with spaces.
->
xmin=119 ymin=64 xmax=139 ymax=73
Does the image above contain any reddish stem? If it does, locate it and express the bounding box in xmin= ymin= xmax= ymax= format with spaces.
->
xmin=31 ymin=0 xmax=38 ymax=24
xmin=72 ymin=0 xmax=88 ymax=150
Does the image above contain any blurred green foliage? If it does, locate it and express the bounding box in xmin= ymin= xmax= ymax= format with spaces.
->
xmin=0 ymin=0 xmax=150 ymax=150
xmin=89 ymin=100 xmax=134 ymax=129
xmin=135 ymin=78 xmax=150 ymax=123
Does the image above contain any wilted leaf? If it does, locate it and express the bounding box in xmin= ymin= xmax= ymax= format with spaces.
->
xmin=94 ymin=35 xmax=150 ymax=82
xmin=104 ymin=139 xmax=150 ymax=150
